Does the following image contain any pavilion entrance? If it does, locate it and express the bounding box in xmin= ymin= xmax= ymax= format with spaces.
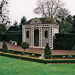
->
xmin=34 ymin=29 xmax=39 ymax=46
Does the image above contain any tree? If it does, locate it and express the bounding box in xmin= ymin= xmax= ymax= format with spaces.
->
xmin=34 ymin=0 xmax=70 ymax=19
xmin=44 ymin=43 xmax=52 ymax=59
xmin=59 ymin=21 xmax=72 ymax=34
xmin=7 ymin=26 xmax=20 ymax=31
xmin=60 ymin=21 xmax=72 ymax=34
xmin=0 ymin=0 xmax=10 ymax=26
xmin=71 ymin=15 xmax=75 ymax=33
xmin=20 ymin=16 xmax=27 ymax=24
xmin=0 ymin=24 xmax=6 ymax=33
xmin=2 ymin=41 xmax=8 ymax=52
xmin=13 ymin=20 xmax=18 ymax=27
xmin=21 ymin=42 xmax=29 ymax=52
xmin=56 ymin=8 xmax=70 ymax=21
xmin=66 ymin=15 xmax=73 ymax=24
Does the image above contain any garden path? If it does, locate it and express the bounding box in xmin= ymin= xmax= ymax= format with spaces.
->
xmin=0 ymin=42 xmax=75 ymax=55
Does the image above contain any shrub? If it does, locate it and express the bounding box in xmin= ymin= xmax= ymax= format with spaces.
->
xmin=21 ymin=42 xmax=29 ymax=52
xmin=44 ymin=43 xmax=52 ymax=59
xmin=2 ymin=41 xmax=8 ymax=52
xmin=31 ymin=54 xmax=35 ymax=57
xmin=62 ymin=56 xmax=66 ymax=59
xmin=22 ymin=52 xmax=26 ymax=55
xmin=39 ymin=54 xmax=45 ymax=59
xmin=67 ymin=55 xmax=73 ymax=58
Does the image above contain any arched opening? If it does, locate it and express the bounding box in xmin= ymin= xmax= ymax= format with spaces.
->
xmin=34 ymin=29 xmax=39 ymax=46
xmin=26 ymin=31 xmax=29 ymax=38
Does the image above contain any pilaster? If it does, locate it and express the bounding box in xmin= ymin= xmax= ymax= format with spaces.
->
xmin=31 ymin=27 xmax=34 ymax=47
xmin=39 ymin=27 xmax=42 ymax=47
xmin=22 ymin=25 xmax=25 ymax=42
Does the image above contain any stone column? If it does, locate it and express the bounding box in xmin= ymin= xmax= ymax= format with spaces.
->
xmin=49 ymin=27 xmax=53 ymax=49
xmin=39 ymin=27 xmax=42 ymax=47
xmin=22 ymin=25 xmax=25 ymax=42
xmin=31 ymin=27 xmax=34 ymax=47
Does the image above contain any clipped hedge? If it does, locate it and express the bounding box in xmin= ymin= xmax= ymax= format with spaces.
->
xmin=0 ymin=51 xmax=75 ymax=63
xmin=0 ymin=34 xmax=5 ymax=41
xmin=0 ymin=48 xmax=41 ymax=56
xmin=9 ymin=49 xmax=41 ymax=56
xmin=54 ymin=34 xmax=75 ymax=50
xmin=0 ymin=33 xmax=22 ymax=45
xmin=52 ymin=55 xmax=75 ymax=58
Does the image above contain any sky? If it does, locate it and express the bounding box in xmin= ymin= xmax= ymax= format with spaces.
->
xmin=9 ymin=0 xmax=75 ymax=25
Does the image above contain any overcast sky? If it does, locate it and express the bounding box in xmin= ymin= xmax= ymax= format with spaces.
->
xmin=9 ymin=0 xmax=75 ymax=25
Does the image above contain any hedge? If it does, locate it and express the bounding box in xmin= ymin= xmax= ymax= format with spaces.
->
xmin=0 ymin=34 xmax=5 ymax=41
xmin=8 ymin=49 xmax=41 ymax=56
xmin=54 ymin=34 xmax=75 ymax=50
xmin=0 ymin=48 xmax=42 ymax=56
xmin=0 ymin=33 xmax=22 ymax=45
xmin=0 ymin=52 xmax=75 ymax=63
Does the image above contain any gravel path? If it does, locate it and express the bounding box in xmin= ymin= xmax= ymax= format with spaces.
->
xmin=0 ymin=42 xmax=75 ymax=55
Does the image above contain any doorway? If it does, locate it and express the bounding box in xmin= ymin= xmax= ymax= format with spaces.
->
xmin=34 ymin=29 xmax=39 ymax=46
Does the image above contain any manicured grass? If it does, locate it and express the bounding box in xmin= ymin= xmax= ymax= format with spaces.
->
xmin=0 ymin=56 xmax=75 ymax=75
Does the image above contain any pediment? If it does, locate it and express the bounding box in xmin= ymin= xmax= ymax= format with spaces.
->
xmin=30 ymin=18 xmax=42 ymax=24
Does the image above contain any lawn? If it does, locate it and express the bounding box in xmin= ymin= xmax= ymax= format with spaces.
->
xmin=0 ymin=56 xmax=75 ymax=75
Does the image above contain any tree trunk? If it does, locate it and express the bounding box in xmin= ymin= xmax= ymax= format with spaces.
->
xmin=24 ymin=49 xmax=25 ymax=52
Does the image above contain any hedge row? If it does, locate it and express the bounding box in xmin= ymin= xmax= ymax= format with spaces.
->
xmin=54 ymin=34 xmax=75 ymax=50
xmin=0 ymin=52 xmax=75 ymax=63
xmin=0 ymin=33 xmax=22 ymax=45
xmin=0 ymin=48 xmax=41 ymax=56
xmin=10 ymin=49 xmax=41 ymax=56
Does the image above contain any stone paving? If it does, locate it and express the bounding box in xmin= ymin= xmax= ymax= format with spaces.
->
xmin=0 ymin=42 xmax=75 ymax=55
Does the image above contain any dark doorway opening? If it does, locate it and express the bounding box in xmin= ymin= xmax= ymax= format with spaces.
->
xmin=34 ymin=29 xmax=39 ymax=46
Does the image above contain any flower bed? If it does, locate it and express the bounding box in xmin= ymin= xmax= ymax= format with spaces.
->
xmin=0 ymin=50 xmax=75 ymax=63
xmin=0 ymin=48 xmax=75 ymax=59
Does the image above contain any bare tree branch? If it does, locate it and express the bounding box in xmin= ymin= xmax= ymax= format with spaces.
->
xmin=0 ymin=0 xmax=10 ymax=26
xmin=34 ymin=0 xmax=70 ymax=20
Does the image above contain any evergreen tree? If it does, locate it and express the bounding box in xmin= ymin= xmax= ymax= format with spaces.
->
xmin=20 ymin=16 xmax=26 ymax=24
xmin=59 ymin=21 xmax=72 ymax=34
xmin=13 ymin=20 xmax=18 ymax=27
xmin=2 ymin=41 xmax=8 ymax=52
xmin=44 ymin=43 xmax=52 ymax=59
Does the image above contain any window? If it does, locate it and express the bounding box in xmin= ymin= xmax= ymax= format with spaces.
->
xmin=45 ymin=30 xmax=48 ymax=38
xmin=26 ymin=31 xmax=29 ymax=38
xmin=35 ymin=21 xmax=37 ymax=22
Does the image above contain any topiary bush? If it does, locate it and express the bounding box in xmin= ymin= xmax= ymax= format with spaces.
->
xmin=21 ymin=42 xmax=29 ymax=53
xmin=2 ymin=41 xmax=8 ymax=52
xmin=44 ymin=43 xmax=52 ymax=59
